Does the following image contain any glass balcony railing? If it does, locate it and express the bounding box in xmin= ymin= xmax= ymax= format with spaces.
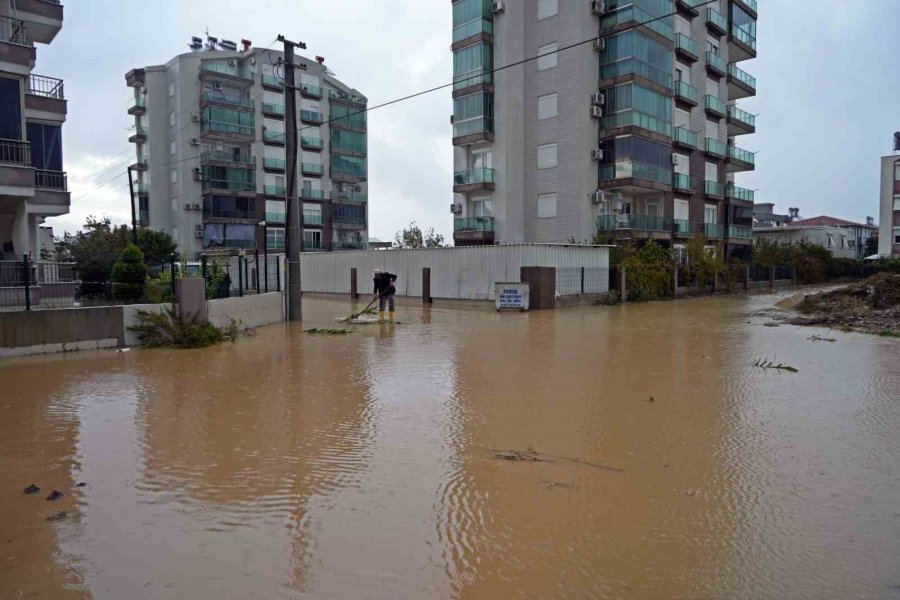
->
xmin=453 ymin=18 xmax=492 ymax=43
xmin=301 ymin=162 xmax=324 ymax=175
xmin=601 ymin=110 xmax=672 ymax=137
xmin=453 ymin=117 xmax=494 ymax=139
xmin=731 ymin=26 xmax=757 ymax=50
xmin=263 ymin=158 xmax=285 ymax=170
xmin=138 ymin=211 xmax=149 ymax=227
xmin=706 ymin=8 xmax=727 ymax=32
xmin=301 ymin=189 xmax=328 ymax=200
xmin=300 ymin=84 xmax=323 ymax=97
xmin=204 ymin=179 xmax=256 ymax=193
xmin=674 ymin=80 xmax=699 ymax=104
xmin=302 ymin=240 xmax=322 ymax=250
xmin=334 ymin=241 xmax=368 ymax=250
xmin=706 ymin=51 xmax=726 ymax=74
xmin=705 ymin=180 xmax=725 ymax=197
xmin=267 ymin=240 xmax=286 ymax=251
xmin=200 ymin=62 xmax=251 ymax=79
xmin=726 ymin=184 xmax=754 ymax=202
xmin=728 ymin=64 xmax=757 ymax=91
xmin=454 ymin=167 xmax=495 ymax=186
xmin=300 ymin=110 xmax=323 ymax=123
xmin=264 ymin=185 xmax=285 ymax=196
xmin=601 ymin=58 xmax=673 ymax=90
xmin=304 ymin=212 xmax=323 ymax=225
xmin=727 ymin=105 xmax=756 ymax=128
xmin=328 ymin=89 xmax=368 ymax=105
xmin=263 ymin=130 xmax=285 ymax=144
xmin=601 ymin=4 xmax=674 ymax=40
xmin=262 ymin=74 xmax=282 ymax=88
xmin=597 ymin=214 xmax=673 ymax=232
xmin=705 ymin=137 xmax=727 ymax=157
xmin=134 ymin=182 xmax=149 ymax=194
xmin=673 ymin=219 xmax=696 ymax=235
xmin=201 ymin=121 xmax=254 ymax=137
xmin=728 ymin=145 xmax=756 ymax=166
xmin=332 ymin=189 xmax=367 ymax=203
xmin=217 ymin=239 xmax=257 ymax=249
xmin=203 ymin=208 xmax=256 ymax=220
xmin=599 ymin=161 xmax=672 ymax=186
xmin=262 ymin=102 xmax=285 ymax=115
xmin=265 ymin=212 xmax=285 ymax=223
xmin=202 ymin=91 xmax=253 ymax=109
xmin=453 ymin=68 xmax=493 ymax=91
xmin=672 ymin=172 xmax=695 ymax=192
xmin=705 ymin=95 xmax=726 ymax=115
xmin=454 ymin=217 xmax=494 ymax=232
xmin=704 ymin=223 xmax=724 ymax=238
xmin=727 ymin=224 xmax=753 ymax=239
xmin=301 ymin=136 xmax=324 ymax=149
xmin=201 ymin=151 xmax=254 ymax=165
xmin=128 ymin=125 xmax=147 ymax=138
xmin=675 ymin=33 xmax=698 ymax=58
xmin=673 ymin=126 xmax=697 ymax=148
xmin=741 ymin=0 xmax=758 ymax=12
xmin=126 ymin=96 xmax=145 ymax=112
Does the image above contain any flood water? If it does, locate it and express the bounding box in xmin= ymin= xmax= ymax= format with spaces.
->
xmin=1 ymin=292 xmax=899 ymax=600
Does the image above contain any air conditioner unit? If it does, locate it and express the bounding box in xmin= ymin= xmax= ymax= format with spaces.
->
xmin=184 ymin=203 xmax=192 ymax=210
xmin=591 ymin=190 xmax=610 ymax=205
xmin=227 ymin=59 xmax=237 ymax=67
xmin=190 ymin=137 xmax=200 ymax=146
xmin=451 ymin=203 xmax=462 ymax=214
xmin=591 ymin=0 xmax=606 ymax=15
xmin=213 ymin=82 xmax=223 ymax=91
xmin=492 ymin=0 xmax=505 ymax=14
xmin=191 ymin=114 xmax=200 ymax=123
xmin=192 ymin=203 xmax=201 ymax=210
xmin=612 ymin=199 xmax=624 ymax=212
xmin=193 ymin=173 xmax=202 ymax=181
xmin=591 ymin=149 xmax=604 ymax=161
xmin=450 ymin=115 xmax=455 ymax=124
xmin=195 ymin=223 xmax=204 ymax=230
xmin=195 ymin=229 xmax=205 ymax=238
xmin=672 ymin=155 xmax=679 ymax=165
xmin=590 ymin=92 xmax=605 ymax=106
xmin=191 ymin=166 xmax=202 ymax=174
xmin=590 ymin=105 xmax=603 ymax=118
xmin=592 ymin=37 xmax=606 ymax=52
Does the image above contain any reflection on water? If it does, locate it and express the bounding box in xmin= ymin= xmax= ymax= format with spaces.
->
xmin=1 ymin=293 xmax=899 ymax=599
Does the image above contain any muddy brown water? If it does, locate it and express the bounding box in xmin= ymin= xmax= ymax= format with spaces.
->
xmin=1 ymin=292 xmax=899 ymax=600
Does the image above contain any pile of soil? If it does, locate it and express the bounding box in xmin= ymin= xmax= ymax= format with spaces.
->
xmin=790 ymin=273 xmax=900 ymax=335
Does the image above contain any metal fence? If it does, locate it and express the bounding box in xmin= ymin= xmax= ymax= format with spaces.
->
xmin=218 ymin=253 xmax=283 ymax=297
xmin=555 ymin=267 xmax=610 ymax=296
xmin=0 ymin=259 xmax=79 ymax=311
xmin=749 ymin=265 xmax=794 ymax=283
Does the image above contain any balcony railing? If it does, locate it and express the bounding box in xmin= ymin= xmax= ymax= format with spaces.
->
xmin=704 ymin=95 xmax=726 ymax=116
xmin=728 ymin=145 xmax=756 ymax=166
xmin=332 ymin=190 xmax=367 ymax=203
xmin=127 ymin=96 xmax=146 ymax=113
xmin=301 ymin=162 xmax=324 ymax=175
xmin=334 ymin=241 xmax=368 ymax=250
xmin=731 ymin=26 xmax=757 ymax=50
xmin=674 ymin=80 xmax=699 ymax=104
xmin=138 ymin=211 xmax=149 ymax=227
xmin=601 ymin=4 xmax=674 ymax=40
xmin=128 ymin=125 xmax=147 ymax=140
xmin=212 ymin=239 xmax=257 ymax=249
xmin=454 ymin=217 xmax=495 ymax=232
xmin=453 ymin=68 xmax=492 ymax=91
xmin=706 ymin=51 xmax=727 ymax=75
xmin=334 ymin=213 xmax=367 ymax=226
xmin=201 ymin=121 xmax=254 ymax=137
xmin=705 ymin=180 xmax=724 ymax=197
xmin=34 ymin=169 xmax=67 ymax=191
xmin=265 ymin=211 xmax=285 ymax=223
xmin=264 ymin=185 xmax=285 ymax=196
xmin=704 ymin=223 xmax=724 ymax=238
xmin=300 ymin=110 xmax=323 ymax=123
xmin=0 ymin=138 xmax=31 ymax=166
xmin=674 ymin=33 xmax=698 ymax=59
xmin=263 ymin=158 xmax=285 ymax=170
xmin=262 ymin=102 xmax=285 ymax=115
xmin=726 ymin=184 xmax=754 ymax=202
xmin=673 ymin=127 xmax=697 ymax=148
xmin=301 ymin=136 xmax=324 ymax=150
xmin=27 ymin=75 xmax=64 ymax=99
xmin=267 ymin=240 xmax=286 ymax=251
xmin=602 ymin=110 xmax=673 ymax=137
xmin=262 ymin=74 xmax=282 ymax=88
xmin=301 ymin=189 xmax=328 ymax=200
xmin=454 ymin=167 xmax=495 ymax=186
xmin=300 ymin=84 xmax=323 ymax=97
xmin=0 ymin=16 xmax=31 ymax=46
xmin=304 ymin=212 xmax=323 ymax=225
xmin=204 ymin=179 xmax=256 ymax=193
xmin=705 ymin=137 xmax=726 ymax=157
xmin=727 ymin=105 xmax=756 ymax=128
xmin=453 ymin=117 xmax=494 ymax=139
xmin=600 ymin=161 xmax=672 ymax=186
xmin=303 ymin=240 xmax=322 ymax=250
xmin=728 ymin=64 xmax=757 ymax=91
xmin=202 ymin=151 xmax=255 ymax=165
xmin=673 ymin=219 xmax=696 ymax=235
xmin=328 ymin=89 xmax=368 ymax=105
xmin=453 ymin=17 xmax=493 ymax=43
xmin=597 ymin=214 xmax=673 ymax=232
xmin=203 ymin=209 xmax=256 ymax=220
xmin=672 ymin=172 xmax=695 ymax=193
xmin=727 ymin=224 xmax=753 ymax=239
xmin=202 ymin=91 xmax=253 ymax=109
xmin=263 ymin=130 xmax=286 ymax=144
xmin=706 ymin=8 xmax=727 ymax=32
xmin=134 ymin=182 xmax=149 ymax=194
xmin=199 ymin=62 xmax=251 ymax=80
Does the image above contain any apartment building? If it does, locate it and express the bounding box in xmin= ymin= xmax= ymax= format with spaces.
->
xmin=0 ymin=1 xmax=68 ymax=260
xmin=125 ymin=37 xmax=368 ymax=258
xmin=878 ymin=150 xmax=900 ymax=257
xmin=450 ymin=0 xmax=758 ymax=260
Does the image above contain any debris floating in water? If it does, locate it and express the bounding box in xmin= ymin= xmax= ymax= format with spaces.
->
xmin=46 ymin=510 xmax=68 ymax=522
xmin=23 ymin=484 xmax=40 ymax=495
xmin=491 ymin=448 xmax=625 ymax=473
xmin=807 ymin=334 xmax=837 ymax=343
xmin=304 ymin=328 xmax=353 ymax=335
xmin=45 ymin=490 xmax=63 ymax=501
xmin=751 ymin=357 xmax=799 ymax=373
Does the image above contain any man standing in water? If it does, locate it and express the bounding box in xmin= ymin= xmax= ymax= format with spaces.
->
xmin=373 ymin=269 xmax=397 ymax=322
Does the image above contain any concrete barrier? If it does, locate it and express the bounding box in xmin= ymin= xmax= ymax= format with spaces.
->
xmin=0 ymin=306 xmax=123 ymax=358
xmin=208 ymin=292 xmax=284 ymax=329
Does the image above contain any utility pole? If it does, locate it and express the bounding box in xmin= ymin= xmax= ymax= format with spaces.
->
xmin=126 ymin=165 xmax=138 ymax=244
xmin=279 ymin=34 xmax=306 ymax=321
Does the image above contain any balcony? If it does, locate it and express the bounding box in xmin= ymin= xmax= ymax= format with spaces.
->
xmin=301 ymin=189 xmax=328 ymax=200
xmin=262 ymin=102 xmax=285 ymax=117
xmin=673 ymin=219 xmax=696 ymax=237
xmin=128 ymin=125 xmax=147 ymax=143
xmin=0 ymin=16 xmax=36 ymax=68
xmin=730 ymin=26 xmax=758 ymax=62
xmin=9 ymin=0 xmax=63 ymax=44
xmin=265 ymin=211 xmax=285 ymax=224
xmin=127 ymin=96 xmax=146 ymax=115
xmin=453 ymin=167 xmax=495 ymax=193
xmin=600 ymin=2 xmax=674 ymax=40
xmin=201 ymin=91 xmax=253 ymax=110
xmin=704 ymin=180 xmax=724 ymax=198
xmin=334 ymin=241 xmax=368 ymax=250
xmin=328 ymin=89 xmax=368 ymax=107
xmin=705 ymin=137 xmax=726 ymax=158
xmin=705 ymin=51 xmax=727 ymax=77
xmin=674 ymin=0 xmax=702 ymax=16
xmin=304 ymin=212 xmax=323 ymax=225
xmin=672 ymin=172 xmax=696 ymax=193
xmin=726 ymin=184 xmax=754 ymax=202
xmin=673 ymin=127 xmax=697 ymax=150
xmin=134 ymin=182 xmax=149 ymax=195
xmin=263 ymin=130 xmax=285 ymax=145
xmin=704 ymin=223 xmax=724 ymax=238
xmin=202 ymin=151 xmax=255 ymax=166
xmin=300 ymin=84 xmax=323 ymax=99
xmin=201 ymin=120 xmax=254 ymax=139
xmin=199 ymin=62 xmax=253 ymax=86
xmin=130 ymin=156 xmax=148 ymax=172
xmin=263 ymin=185 xmax=285 ymax=196
xmin=304 ymin=240 xmax=323 ymax=251
xmin=674 ymin=33 xmax=698 ymax=62
xmin=734 ymin=0 xmax=758 ymax=18
xmin=209 ymin=239 xmax=257 ymax=250
xmin=727 ymin=105 xmax=756 ymax=135
xmin=727 ymin=64 xmax=757 ymax=100
xmin=203 ymin=209 xmax=256 ymax=221
xmin=674 ymin=81 xmax=699 ymax=106
xmin=0 ymin=139 xmax=32 ymax=167
xmin=34 ymin=169 xmax=67 ymax=191
xmin=704 ymin=95 xmax=726 ymax=118
xmin=263 ymin=158 xmax=285 ymax=171
xmin=301 ymin=136 xmax=324 ymax=151
xmin=301 ymin=162 xmax=324 ymax=176
xmin=706 ymin=8 xmax=727 ymax=35
xmin=453 ymin=17 xmax=493 ymax=47
xmin=332 ymin=189 xmax=366 ymax=203
xmin=601 ymin=110 xmax=672 ymax=138
xmin=203 ymin=179 xmax=256 ymax=195
xmin=599 ymin=161 xmax=672 ymax=192
xmin=262 ymin=73 xmax=282 ymax=90
xmin=727 ymin=224 xmax=753 ymax=240
xmin=597 ymin=214 xmax=674 ymax=235
xmin=300 ymin=110 xmax=324 ymax=124
xmin=453 ymin=217 xmax=495 ymax=245
xmin=726 ymin=145 xmax=755 ymax=171
xmin=453 ymin=117 xmax=495 ymax=146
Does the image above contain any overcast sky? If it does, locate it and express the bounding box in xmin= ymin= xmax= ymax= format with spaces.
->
xmin=40 ymin=0 xmax=899 ymax=240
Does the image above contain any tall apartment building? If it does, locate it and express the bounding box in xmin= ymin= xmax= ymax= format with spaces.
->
xmin=0 ymin=2 xmax=68 ymax=260
xmin=125 ymin=37 xmax=368 ymax=258
xmin=878 ymin=143 xmax=900 ymax=257
xmin=450 ymin=0 xmax=758 ymax=260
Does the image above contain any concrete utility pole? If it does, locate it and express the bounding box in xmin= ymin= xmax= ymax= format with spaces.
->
xmin=279 ymin=34 xmax=306 ymax=321
xmin=126 ymin=166 xmax=138 ymax=244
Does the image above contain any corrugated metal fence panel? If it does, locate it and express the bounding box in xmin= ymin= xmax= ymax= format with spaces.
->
xmin=299 ymin=245 xmax=610 ymax=300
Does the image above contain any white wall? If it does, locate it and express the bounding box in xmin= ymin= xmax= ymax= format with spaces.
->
xmin=208 ymin=291 xmax=284 ymax=329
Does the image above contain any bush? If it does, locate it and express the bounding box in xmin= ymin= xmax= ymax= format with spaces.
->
xmin=144 ymin=270 xmax=175 ymax=304
xmin=129 ymin=304 xmax=240 ymax=348
xmin=111 ymin=244 xmax=148 ymax=302
xmin=621 ymin=240 xmax=673 ymax=301
xmin=685 ymin=235 xmax=725 ymax=287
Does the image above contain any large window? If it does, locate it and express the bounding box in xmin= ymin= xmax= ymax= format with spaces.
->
xmin=0 ymin=77 xmax=22 ymax=140
xmin=203 ymin=196 xmax=256 ymax=220
xmin=601 ymin=30 xmax=673 ymax=89
xmin=537 ymin=93 xmax=558 ymax=120
xmin=331 ymin=154 xmax=366 ymax=178
xmin=602 ymin=82 xmax=672 ymax=136
xmin=453 ymin=92 xmax=493 ymax=137
xmin=330 ymin=104 xmax=366 ymax=130
xmin=599 ymin=135 xmax=672 ymax=185
xmin=203 ymin=165 xmax=255 ymax=191
xmin=452 ymin=0 xmax=493 ymax=42
xmin=732 ymin=5 xmax=757 ymax=42
xmin=537 ymin=43 xmax=558 ymax=71
xmin=201 ymin=106 xmax=254 ymax=136
xmin=26 ymin=123 xmax=62 ymax=170
xmin=538 ymin=0 xmax=558 ymax=20
xmin=266 ymin=227 xmax=285 ymax=250
xmin=453 ymin=42 xmax=493 ymax=90
xmin=333 ymin=203 xmax=366 ymax=225
xmin=330 ymin=129 xmax=366 ymax=154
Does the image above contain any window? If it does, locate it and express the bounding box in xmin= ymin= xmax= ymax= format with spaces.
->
xmin=673 ymin=107 xmax=689 ymax=129
xmin=706 ymin=119 xmax=718 ymax=139
xmin=706 ymin=78 xmax=718 ymax=97
xmin=705 ymin=161 xmax=718 ymax=182
xmin=538 ymin=0 xmax=558 ymax=19
xmin=537 ymin=193 xmax=557 ymax=218
xmin=537 ymin=93 xmax=558 ymax=120
xmin=894 ymin=227 xmax=900 ymax=244
xmin=170 ymin=169 xmax=177 ymax=183
xmin=706 ymin=38 xmax=719 ymax=54
xmin=472 ymin=150 xmax=492 ymax=170
xmin=674 ymin=199 xmax=689 ymax=221
xmin=169 ymin=111 xmax=176 ymax=127
xmin=826 ymin=234 xmax=834 ymax=248
xmin=673 ymin=244 xmax=687 ymax=265
xmin=646 ymin=198 xmax=659 ymax=217
xmin=673 ymin=152 xmax=689 ymax=175
xmin=0 ymin=77 xmax=23 ymax=140
xmin=453 ymin=42 xmax=493 ymax=90
xmin=895 ymin=163 xmax=900 ymax=181
xmin=168 ymin=82 xmax=175 ymax=97
xmin=601 ymin=30 xmax=674 ymax=89
xmin=453 ymin=91 xmax=493 ymax=137
xmin=26 ymin=123 xmax=62 ymax=170
xmin=170 ymin=141 xmax=176 ymax=156
xmin=840 ymin=238 xmax=846 ymax=249
xmin=267 ymin=228 xmax=286 ymax=250
xmin=172 ymin=198 xmax=178 ymax=212
xmin=704 ymin=204 xmax=717 ymax=224
xmin=893 ymin=196 xmax=900 ymax=210
xmin=537 ymin=143 xmax=557 ymax=169
xmin=675 ymin=66 xmax=687 ymax=84
xmin=537 ymin=43 xmax=558 ymax=71
xmin=472 ymin=197 xmax=493 ymax=217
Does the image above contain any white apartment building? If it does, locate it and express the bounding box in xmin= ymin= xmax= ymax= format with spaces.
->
xmin=0 ymin=1 xmax=68 ymax=260
xmin=878 ymin=150 xmax=900 ymax=257
xmin=126 ymin=37 xmax=368 ymax=259
xmin=450 ymin=0 xmax=758 ymax=260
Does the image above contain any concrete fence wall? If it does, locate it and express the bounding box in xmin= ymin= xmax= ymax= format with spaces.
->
xmin=208 ymin=292 xmax=284 ymax=329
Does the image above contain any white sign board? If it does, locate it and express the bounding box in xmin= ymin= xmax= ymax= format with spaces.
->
xmin=495 ymin=282 xmax=529 ymax=311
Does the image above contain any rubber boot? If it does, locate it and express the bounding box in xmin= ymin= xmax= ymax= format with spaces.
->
xmin=389 ymin=310 xmax=395 ymax=322
xmin=378 ymin=311 xmax=385 ymax=322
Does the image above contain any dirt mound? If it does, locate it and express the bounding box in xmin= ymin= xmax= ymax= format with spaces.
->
xmin=790 ymin=274 xmax=900 ymax=335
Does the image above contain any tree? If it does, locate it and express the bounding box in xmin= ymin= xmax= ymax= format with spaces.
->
xmin=394 ymin=222 xmax=445 ymax=249
xmin=111 ymin=244 xmax=148 ymax=301
xmin=865 ymin=232 xmax=879 ymax=257
xmin=685 ymin=234 xmax=725 ymax=287
xmin=135 ymin=228 xmax=177 ymax=265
